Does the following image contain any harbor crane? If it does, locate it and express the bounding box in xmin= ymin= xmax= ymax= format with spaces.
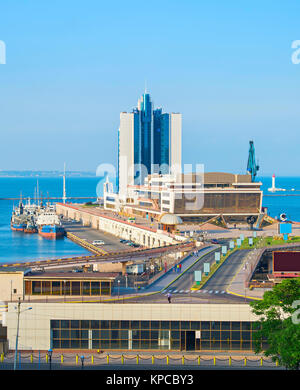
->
xmin=247 ymin=140 xmax=259 ymax=182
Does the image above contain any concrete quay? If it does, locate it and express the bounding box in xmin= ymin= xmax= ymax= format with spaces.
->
xmin=57 ymin=203 xmax=183 ymax=248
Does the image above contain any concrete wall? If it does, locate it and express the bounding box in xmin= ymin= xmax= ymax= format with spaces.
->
xmin=0 ymin=272 xmax=24 ymax=302
xmin=6 ymin=302 xmax=259 ymax=351
xmin=56 ymin=204 xmax=176 ymax=248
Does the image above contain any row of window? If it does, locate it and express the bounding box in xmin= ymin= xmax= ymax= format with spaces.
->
xmin=50 ymin=320 xmax=258 ymax=331
xmin=51 ymin=339 xmax=264 ymax=351
xmin=51 ymin=329 xmax=255 ymax=341
xmin=25 ymin=280 xmax=112 ymax=296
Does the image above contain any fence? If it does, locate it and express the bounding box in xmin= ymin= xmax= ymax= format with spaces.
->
xmin=0 ymin=352 xmax=280 ymax=369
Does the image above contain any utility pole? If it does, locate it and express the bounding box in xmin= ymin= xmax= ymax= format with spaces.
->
xmin=13 ymin=299 xmax=32 ymax=371
xmin=13 ymin=298 xmax=21 ymax=371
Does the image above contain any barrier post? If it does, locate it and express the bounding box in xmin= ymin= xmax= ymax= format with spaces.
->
xmin=198 ymin=356 xmax=200 ymax=365
xmin=91 ymin=355 xmax=94 ymax=365
xmin=276 ymin=359 xmax=279 ymax=367
xmin=61 ymin=354 xmax=64 ymax=364
xmin=244 ymin=357 xmax=247 ymax=366
xmin=260 ymin=357 xmax=263 ymax=366
xmin=1 ymin=353 xmax=4 ymax=362
xmin=136 ymin=354 xmax=139 ymax=365
xmin=76 ymin=354 xmax=78 ymax=364
xmin=121 ymin=355 xmax=124 ymax=365
xmin=229 ymin=356 xmax=231 ymax=366
xmin=182 ymin=355 xmax=185 ymax=365
xmin=30 ymin=354 xmax=33 ymax=363
xmin=213 ymin=356 xmax=216 ymax=366
xmin=152 ymin=355 xmax=154 ymax=365
xmin=46 ymin=354 xmax=48 ymax=363
xmin=166 ymin=355 xmax=169 ymax=365
xmin=107 ymin=354 xmax=109 ymax=364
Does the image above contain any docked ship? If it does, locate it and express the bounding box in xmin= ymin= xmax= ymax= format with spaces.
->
xmin=36 ymin=207 xmax=65 ymax=239
xmin=11 ymin=197 xmax=40 ymax=233
xmin=11 ymin=200 xmax=28 ymax=231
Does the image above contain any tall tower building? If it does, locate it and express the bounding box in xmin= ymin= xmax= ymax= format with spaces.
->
xmin=117 ymin=92 xmax=182 ymax=198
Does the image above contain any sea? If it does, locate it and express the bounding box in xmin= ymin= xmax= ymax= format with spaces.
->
xmin=0 ymin=176 xmax=299 ymax=264
xmin=0 ymin=177 xmax=101 ymax=264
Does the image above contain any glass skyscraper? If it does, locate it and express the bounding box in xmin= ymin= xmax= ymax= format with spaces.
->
xmin=117 ymin=92 xmax=181 ymax=197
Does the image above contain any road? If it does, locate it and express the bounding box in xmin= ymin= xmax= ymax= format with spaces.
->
xmin=124 ymin=247 xmax=251 ymax=304
xmin=62 ymin=220 xmax=132 ymax=252
xmin=203 ymin=249 xmax=250 ymax=292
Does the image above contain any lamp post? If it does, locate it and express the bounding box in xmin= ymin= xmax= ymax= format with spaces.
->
xmin=48 ymin=348 xmax=53 ymax=370
xmin=117 ymin=280 xmax=120 ymax=299
xmin=14 ymin=298 xmax=32 ymax=371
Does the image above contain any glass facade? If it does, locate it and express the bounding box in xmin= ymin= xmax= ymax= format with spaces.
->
xmin=174 ymin=193 xmax=261 ymax=214
xmin=50 ymin=320 xmax=265 ymax=351
xmin=25 ymin=279 xmax=112 ymax=296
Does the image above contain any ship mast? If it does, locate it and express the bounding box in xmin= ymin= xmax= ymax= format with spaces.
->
xmin=63 ymin=163 xmax=67 ymax=204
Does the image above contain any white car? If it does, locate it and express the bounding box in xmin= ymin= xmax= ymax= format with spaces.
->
xmin=92 ymin=240 xmax=105 ymax=246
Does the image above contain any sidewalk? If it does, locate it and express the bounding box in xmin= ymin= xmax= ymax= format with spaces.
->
xmin=226 ymin=248 xmax=269 ymax=300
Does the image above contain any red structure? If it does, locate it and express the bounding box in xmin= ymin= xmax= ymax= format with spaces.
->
xmin=272 ymin=251 xmax=300 ymax=278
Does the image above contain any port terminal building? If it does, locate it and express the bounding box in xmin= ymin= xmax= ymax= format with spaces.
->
xmin=3 ymin=302 xmax=266 ymax=353
xmin=104 ymin=172 xmax=263 ymax=225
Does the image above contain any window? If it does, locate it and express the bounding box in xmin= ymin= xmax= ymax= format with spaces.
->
xmin=82 ymin=282 xmax=91 ymax=296
xmin=71 ymin=282 xmax=80 ymax=295
xmin=32 ymin=281 xmax=41 ymax=295
xmin=52 ymin=281 xmax=61 ymax=295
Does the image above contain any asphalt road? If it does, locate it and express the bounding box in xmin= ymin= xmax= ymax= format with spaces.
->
xmin=62 ymin=220 xmax=133 ymax=253
xmin=203 ymin=249 xmax=250 ymax=292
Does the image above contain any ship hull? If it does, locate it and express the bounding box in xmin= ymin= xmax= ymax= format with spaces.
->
xmin=11 ymin=224 xmax=26 ymax=232
xmin=38 ymin=225 xmax=65 ymax=239
xmin=24 ymin=228 xmax=38 ymax=234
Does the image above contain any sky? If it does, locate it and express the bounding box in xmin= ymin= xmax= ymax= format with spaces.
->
xmin=0 ymin=0 xmax=300 ymax=176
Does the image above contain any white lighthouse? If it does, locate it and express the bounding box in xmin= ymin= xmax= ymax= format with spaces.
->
xmin=268 ymin=174 xmax=285 ymax=192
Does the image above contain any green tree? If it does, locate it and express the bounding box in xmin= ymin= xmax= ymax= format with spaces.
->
xmin=250 ymin=278 xmax=300 ymax=369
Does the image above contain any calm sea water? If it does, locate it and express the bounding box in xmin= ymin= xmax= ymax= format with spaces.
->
xmin=0 ymin=176 xmax=299 ymax=264
xmin=0 ymin=177 xmax=102 ymax=264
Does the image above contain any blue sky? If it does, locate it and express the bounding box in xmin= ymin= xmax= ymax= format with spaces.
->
xmin=0 ymin=0 xmax=299 ymax=176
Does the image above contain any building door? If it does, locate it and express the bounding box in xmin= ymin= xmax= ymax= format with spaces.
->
xmin=180 ymin=331 xmax=195 ymax=351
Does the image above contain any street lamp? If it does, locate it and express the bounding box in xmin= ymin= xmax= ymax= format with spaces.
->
xmin=14 ymin=298 xmax=32 ymax=371
xmin=48 ymin=348 xmax=53 ymax=370
xmin=117 ymin=280 xmax=120 ymax=299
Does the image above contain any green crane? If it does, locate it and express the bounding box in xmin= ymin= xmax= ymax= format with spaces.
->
xmin=247 ymin=140 xmax=259 ymax=182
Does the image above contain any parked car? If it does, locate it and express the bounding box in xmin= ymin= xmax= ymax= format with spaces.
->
xmin=92 ymin=240 xmax=105 ymax=245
